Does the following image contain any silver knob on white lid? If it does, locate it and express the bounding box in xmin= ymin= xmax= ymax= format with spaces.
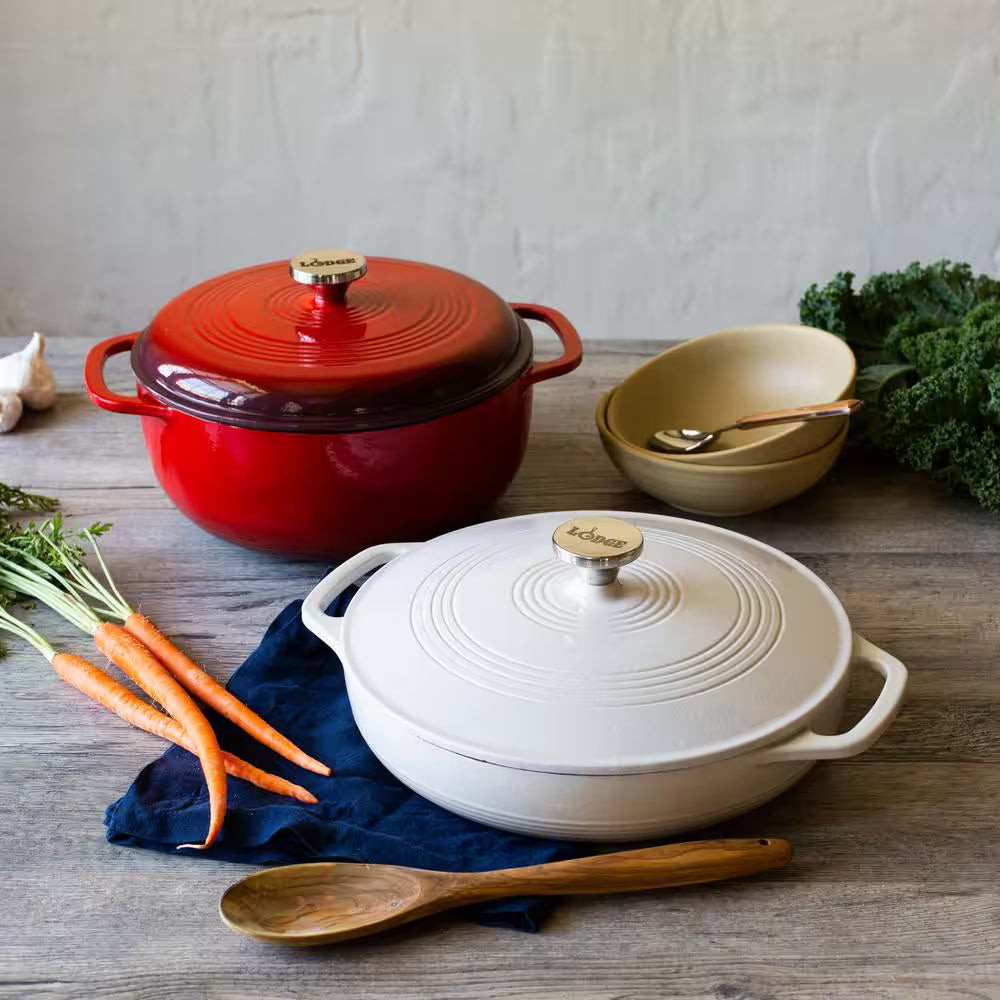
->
xmin=552 ymin=517 xmax=644 ymax=586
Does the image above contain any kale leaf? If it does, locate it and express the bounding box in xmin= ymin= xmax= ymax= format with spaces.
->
xmin=799 ymin=262 xmax=1000 ymax=512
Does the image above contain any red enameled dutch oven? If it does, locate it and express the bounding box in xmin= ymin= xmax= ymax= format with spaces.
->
xmin=85 ymin=249 xmax=582 ymax=558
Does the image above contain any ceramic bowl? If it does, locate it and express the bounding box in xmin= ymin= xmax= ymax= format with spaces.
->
xmin=597 ymin=389 xmax=848 ymax=516
xmin=606 ymin=324 xmax=856 ymax=466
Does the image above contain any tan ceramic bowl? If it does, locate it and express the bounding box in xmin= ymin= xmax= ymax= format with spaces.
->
xmin=606 ymin=324 xmax=856 ymax=466
xmin=597 ymin=389 xmax=848 ymax=516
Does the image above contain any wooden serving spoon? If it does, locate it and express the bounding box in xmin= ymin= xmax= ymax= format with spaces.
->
xmin=219 ymin=837 xmax=791 ymax=946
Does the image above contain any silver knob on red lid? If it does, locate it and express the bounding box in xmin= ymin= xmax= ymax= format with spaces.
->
xmin=290 ymin=249 xmax=367 ymax=286
xmin=552 ymin=517 xmax=644 ymax=586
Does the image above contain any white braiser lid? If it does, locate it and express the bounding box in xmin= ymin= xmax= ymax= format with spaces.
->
xmin=342 ymin=511 xmax=854 ymax=774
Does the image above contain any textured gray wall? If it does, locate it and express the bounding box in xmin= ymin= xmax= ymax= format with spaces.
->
xmin=2 ymin=0 xmax=999 ymax=341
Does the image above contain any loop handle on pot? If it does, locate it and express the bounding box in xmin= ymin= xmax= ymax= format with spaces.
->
xmin=552 ymin=517 xmax=644 ymax=586
xmin=758 ymin=633 xmax=908 ymax=763
xmin=301 ymin=542 xmax=420 ymax=653
xmin=84 ymin=333 xmax=170 ymax=420
xmin=513 ymin=304 xmax=583 ymax=385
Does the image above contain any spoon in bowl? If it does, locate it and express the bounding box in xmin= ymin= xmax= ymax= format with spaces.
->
xmin=220 ymin=837 xmax=791 ymax=946
xmin=648 ymin=399 xmax=863 ymax=455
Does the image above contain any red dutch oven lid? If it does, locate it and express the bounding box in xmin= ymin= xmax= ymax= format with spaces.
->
xmin=130 ymin=249 xmax=536 ymax=432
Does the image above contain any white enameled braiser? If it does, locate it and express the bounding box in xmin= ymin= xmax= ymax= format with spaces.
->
xmin=302 ymin=511 xmax=907 ymax=840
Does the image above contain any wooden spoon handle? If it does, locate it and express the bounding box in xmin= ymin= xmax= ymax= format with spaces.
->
xmin=459 ymin=838 xmax=791 ymax=899
xmin=731 ymin=399 xmax=862 ymax=431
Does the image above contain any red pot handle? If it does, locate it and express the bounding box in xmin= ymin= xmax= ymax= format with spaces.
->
xmin=84 ymin=333 xmax=169 ymax=419
xmin=512 ymin=304 xmax=583 ymax=385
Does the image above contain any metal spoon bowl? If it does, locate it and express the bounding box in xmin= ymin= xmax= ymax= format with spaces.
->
xmin=648 ymin=399 xmax=863 ymax=455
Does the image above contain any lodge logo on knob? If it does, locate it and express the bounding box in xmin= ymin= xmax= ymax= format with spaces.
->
xmin=300 ymin=256 xmax=359 ymax=268
xmin=564 ymin=524 xmax=630 ymax=549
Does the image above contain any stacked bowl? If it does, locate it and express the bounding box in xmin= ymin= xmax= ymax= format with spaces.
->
xmin=597 ymin=324 xmax=857 ymax=516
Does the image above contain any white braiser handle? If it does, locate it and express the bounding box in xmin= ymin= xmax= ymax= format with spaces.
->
xmin=301 ymin=542 xmax=420 ymax=654
xmin=758 ymin=633 xmax=908 ymax=763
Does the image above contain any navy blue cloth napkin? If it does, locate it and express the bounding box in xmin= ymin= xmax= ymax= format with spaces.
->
xmin=104 ymin=589 xmax=582 ymax=931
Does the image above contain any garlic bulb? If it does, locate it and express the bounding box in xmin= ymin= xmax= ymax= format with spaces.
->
xmin=0 ymin=332 xmax=57 ymax=410
xmin=0 ymin=392 xmax=23 ymax=433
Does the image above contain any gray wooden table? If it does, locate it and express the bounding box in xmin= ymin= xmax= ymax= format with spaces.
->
xmin=2 ymin=337 xmax=998 ymax=1000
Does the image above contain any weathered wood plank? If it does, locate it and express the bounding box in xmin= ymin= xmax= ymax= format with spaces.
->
xmin=1 ymin=336 xmax=998 ymax=999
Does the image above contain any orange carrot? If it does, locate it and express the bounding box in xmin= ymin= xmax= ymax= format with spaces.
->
xmin=124 ymin=612 xmax=331 ymax=777
xmin=209 ymin=747 xmax=317 ymax=805
xmin=51 ymin=652 xmax=317 ymax=804
xmin=93 ymin=622 xmax=227 ymax=849
xmin=4 ymin=532 xmax=330 ymax=777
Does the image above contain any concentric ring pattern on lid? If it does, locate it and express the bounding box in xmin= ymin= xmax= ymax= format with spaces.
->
xmin=130 ymin=252 xmax=530 ymax=432
xmin=342 ymin=511 xmax=854 ymax=774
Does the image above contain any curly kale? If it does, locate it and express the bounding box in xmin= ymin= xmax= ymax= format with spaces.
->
xmin=802 ymin=261 xmax=1000 ymax=361
xmin=799 ymin=262 xmax=1000 ymax=512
